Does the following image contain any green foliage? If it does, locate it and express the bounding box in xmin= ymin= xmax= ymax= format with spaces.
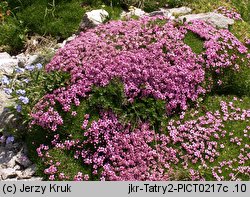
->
xmin=102 ymin=0 xmax=185 ymax=11
xmin=0 ymin=1 xmax=10 ymax=22
xmin=134 ymin=0 xmax=185 ymax=12
xmin=215 ymin=65 xmax=250 ymax=97
xmin=231 ymin=0 xmax=250 ymax=23
xmin=102 ymin=5 xmax=123 ymax=20
xmin=102 ymin=0 xmax=144 ymax=8
xmin=184 ymin=31 xmax=205 ymax=54
xmin=229 ymin=20 xmax=250 ymax=43
xmin=4 ymin=64 xmax=70 ymax=138
xmin=15 ymin=0 xmax=85 ymax=39
xmin=87 ymin=79 xmax=168 ymax=130
xmin=183 ymin=31 xmax=250 ymax=98
xmin=45 ymin=148 xmax=91 ymax=180
xmin=161 ymin=95 xmax=250 ymax=180
xmin=0 ymin=17 xmax=26 ymax=54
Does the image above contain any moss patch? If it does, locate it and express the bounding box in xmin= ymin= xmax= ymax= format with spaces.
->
xmin=184 ymin=31 xmax=205 ymax=54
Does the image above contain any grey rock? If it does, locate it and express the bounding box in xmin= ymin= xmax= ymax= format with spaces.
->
xmin=0 ymin=91 xmax=12 ymax=128
xmin=6 ymin=156 xmax=16 ymax=168
xmin=150 ymin=6 xmax=191 ymax=17
xmin=26 ymin=54 xmax=40 ymax=65
xmin=3 ymin=178 xmax=18 ymax=181
xmin=61 ymin=34 xmax=77 ymax=48
xmin=0 ymin=168 xmax=17 ymax=180
xmin=15 ymin=53 xmax=28 ymax=67
xmin=5 ymin=142 xmax=21 ymax=151
xmin=121 ymin=7 xmax=146 ymax=18
xmin=0 ymin=148 xmax=15 ymax=164
xmin=15 ymin=152 xmax=32 ymax=168
xmin=0 ymin=52 xmax=18 ymax=75
xmin=14 ymin=164 xmax=21 ymax=170
xmin=17 ymin=164 xmax=36 ymax=179
xmin=165 ymin=6 xmax=192 ymax=15
xmin=6 ymin=149 xmax=32 ymax=168
xmin=78 ymin=9 xmax=109 ymax=32
xmin=179 ymin=12 xmax=234 ymax=29
xmin=0 ymin=52 xmax=11 ymax=59
xmin=149 ymin=11 xmax=166 ymax=17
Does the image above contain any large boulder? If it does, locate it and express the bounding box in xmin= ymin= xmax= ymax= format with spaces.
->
xmin=179 ymin=12 xmax=234 ymax=29
xmin=78 ymin=9 xmax=109 ymax=32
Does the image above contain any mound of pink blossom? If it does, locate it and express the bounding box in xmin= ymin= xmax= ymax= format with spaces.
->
xmin=38 ymin=97 xmax=250 ymax=181
xmin=216 ymin=6 xmax=242 ymax=20
xmin=31 ymin=17 xmax=249 ymax=131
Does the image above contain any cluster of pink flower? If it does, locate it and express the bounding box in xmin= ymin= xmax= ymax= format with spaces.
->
xmin=37 ymin=98 xmax=250 ymax=181
xmin=246 ymin=39 xmax=250 ymax=45
xmin=39 ymin=112 xmax=173 ymax=181
xmin=184 ymin=20 xmax=248 ymax=72
xmin=216 ymin=6 xmax=242 ymax=20
xmin=31 ymin=17 xmax=248 ymax=131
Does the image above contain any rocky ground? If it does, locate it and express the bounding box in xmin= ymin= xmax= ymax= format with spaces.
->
xmin=0 ymin=142 xmax=42 ymax=181
xmin=0 ymin=6 xmax=237 ymax=181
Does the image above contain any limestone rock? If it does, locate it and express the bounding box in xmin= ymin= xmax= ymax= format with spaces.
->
xmin=15 ymin=150 xmax=32 ymax=168
xmin=26 ymin=54 xmax=41 ymax=66
xmin=166 ymin=6 xmax=192 ymax=15
xmin=0 ymin=91 xmax=12 ymax=126
xmin=5 ymin=149 xmax=32 ymax=169
xmin=121 ymin=7 xmax=146 ymax=18
xmin=0 ymin=148 xmax=15 ymax=164
xmin=0 ymin=52 xmax=18 ymax=75
xmin=179 ymin=12 xmax=234 ymax=29
xmin=0 ymin=168 xmax=17 ymax=180
xmin=61 ymin=34 xmax=77 ymax=48
xmin=17 ymin=164 xmax=36 ymax=179
xmin=13 ymin=164 xmax=21 ymax=170
xmin=78 ymin=9 xmax=109 ymax=32
xmin=149 ymin=10 xmax=166 ymax=17
xmin=3 ymin=178 xmax=18 ymax=181
xmin=149 ymin=6 xmax=191 ymax=17
xmin=15 ymin=53 xmax=28 ymax=67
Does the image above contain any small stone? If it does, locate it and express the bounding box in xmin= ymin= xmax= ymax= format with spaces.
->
xmin=150 ymin=7 xmax=191 ymax=17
